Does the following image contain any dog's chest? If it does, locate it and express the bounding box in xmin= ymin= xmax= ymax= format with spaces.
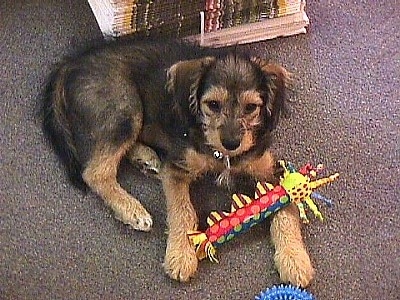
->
xmin=184 ymin=148 xmax=237 ymax=186
xmin=184 ymin=149 xmax=225 ymax=177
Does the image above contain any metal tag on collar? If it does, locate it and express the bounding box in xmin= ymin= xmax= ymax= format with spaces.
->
xmin=213 ymin=150 xmax=231 ymax=169
xmin=213 ymin=150 xmax=224 ymax=160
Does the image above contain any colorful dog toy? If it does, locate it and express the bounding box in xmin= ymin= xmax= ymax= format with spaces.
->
xmin=188 ymin=161 xmax=339 ymax=262
xmin=255 ymin=284 xmax=314 ymax=300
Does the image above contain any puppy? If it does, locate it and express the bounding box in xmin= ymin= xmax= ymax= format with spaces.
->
xmin=42 ymin=38 xmax=314 ymax=286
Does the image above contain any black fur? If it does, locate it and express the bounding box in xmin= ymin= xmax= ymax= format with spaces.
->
xmin=42 ymin=38 xmax=286 ymax=187
xmin=42 ymin=63 xmax=85 ymax=188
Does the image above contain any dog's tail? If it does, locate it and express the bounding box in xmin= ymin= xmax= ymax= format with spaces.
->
xmin=42 ymin=63 xmax=86 ymax=190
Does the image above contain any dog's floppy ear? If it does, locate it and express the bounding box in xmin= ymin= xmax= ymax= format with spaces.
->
xmin=252 ymin=58 xmax=292 ymax=130
xmin=166 ymin=57 xmax=215 ymax=117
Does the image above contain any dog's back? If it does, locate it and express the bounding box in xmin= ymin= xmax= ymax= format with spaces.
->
xmin=42 ymin=39 xmax=207 ymax=186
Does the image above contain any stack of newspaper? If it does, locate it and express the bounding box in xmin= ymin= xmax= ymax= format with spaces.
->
xmin=88 ymin=0 xmax=309 ymax=47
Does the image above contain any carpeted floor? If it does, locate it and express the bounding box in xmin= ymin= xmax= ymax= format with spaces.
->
xmin=1 ymin=1 xmax=399 ymax=299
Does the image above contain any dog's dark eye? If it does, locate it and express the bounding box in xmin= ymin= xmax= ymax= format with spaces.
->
xmin=207 ymin=100 xmax=221 ymax=113
xmin=244 ymin=103 xmax=258 ymax=114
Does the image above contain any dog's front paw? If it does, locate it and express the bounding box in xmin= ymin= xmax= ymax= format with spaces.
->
xmin=164 ymin=244 xmax=198 ymax=282
xmin=127 ymin=143 xmax=161 ymax=175
xmin=274 ymin=248 xmax=315 ymax=288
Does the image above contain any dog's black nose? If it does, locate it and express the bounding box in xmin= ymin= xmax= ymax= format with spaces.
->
xmin=222 ymin=139 xmax=241 ymax=151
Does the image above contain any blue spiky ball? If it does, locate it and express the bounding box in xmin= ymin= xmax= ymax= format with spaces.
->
xmin=255 ymin=284 xmax=314 ymax=300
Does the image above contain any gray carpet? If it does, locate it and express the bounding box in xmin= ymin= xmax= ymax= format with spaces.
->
xmin=1 ymin=1 xmax=399 ymax=299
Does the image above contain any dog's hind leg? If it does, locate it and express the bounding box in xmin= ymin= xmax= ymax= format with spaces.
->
xmin=82 ymin=142 xmax=153 ymax=231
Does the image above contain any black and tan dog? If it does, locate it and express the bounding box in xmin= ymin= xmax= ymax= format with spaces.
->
xmin=43 ymin=38 xmax=314 ymax=286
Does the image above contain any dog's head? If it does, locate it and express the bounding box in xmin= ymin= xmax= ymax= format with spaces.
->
xmin=167 ymin=53 xmax=290 ymax=157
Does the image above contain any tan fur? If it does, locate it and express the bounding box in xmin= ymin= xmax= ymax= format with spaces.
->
xmin=200 ymin=86 xmax=229 ymax=107
xmin=82 ymin=143 xmax=153 ymax=231
xmin=240 ymin=90 xmax=264 ymax=110
xmin=259 ymin=62 xmax=293 ymax=85
xmin=271 ymin=204 xmax=315 ymax=287
xmin=161 ymin=164 xmax=199 ymax=282
xmin=235 ymin=149 xmax=276 ymax=179
xmin=183 ymin=149 xmax=222 ymax=177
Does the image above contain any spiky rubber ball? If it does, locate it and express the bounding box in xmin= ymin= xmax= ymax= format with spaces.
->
xmin=255 ymin=284 xmax=314 ymax=300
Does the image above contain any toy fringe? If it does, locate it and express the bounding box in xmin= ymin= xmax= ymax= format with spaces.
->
xmin=187 ymin=231 xmax=218 ymax=262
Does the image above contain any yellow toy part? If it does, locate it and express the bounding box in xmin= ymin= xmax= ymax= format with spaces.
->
xmin=279 ymin=161 xmax=339 ymax=223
